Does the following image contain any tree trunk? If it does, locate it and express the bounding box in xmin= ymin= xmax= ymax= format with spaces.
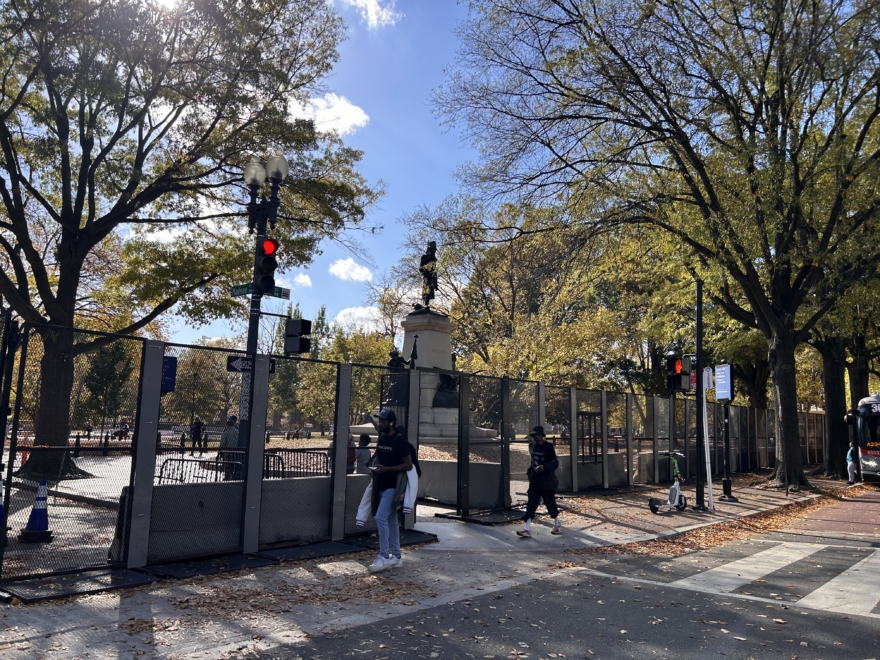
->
xmin=814 ymin=337 xmax=849 ymax=479
xmin=648 ymin=342 xmax=666 ymax=395
xmin=16 ymin=327 xmax=90 ymax=480
xmin=846 ymin=333 xmax=870 ymax=409
xmin=768 ymin=333 xmax=809 ymax=488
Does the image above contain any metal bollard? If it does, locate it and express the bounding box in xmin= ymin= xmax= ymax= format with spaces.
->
xmin=102 ymin=433 xmax=110 ymax=456
xmin=266 ymin=430 xmax=271 ymax=445
xmin=74 ymin=433 xmax=81 ymax=458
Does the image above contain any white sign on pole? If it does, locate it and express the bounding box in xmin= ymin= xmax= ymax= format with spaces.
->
xmin=703 ymin=369 xmax=715 ymax=510
xmin=715 ymin=364 xmax=732 ymax=402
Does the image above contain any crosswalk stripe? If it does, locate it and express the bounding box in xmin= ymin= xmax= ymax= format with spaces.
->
xmin=669 ymin=542 xmax=824 ymax=593
xmin=796 ymin=549 xmax=880 ymax=615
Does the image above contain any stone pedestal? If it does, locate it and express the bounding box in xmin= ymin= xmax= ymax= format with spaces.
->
xmin=401 ymin=310 xmax=453 ymax=442
xmin=401 ymin=310 xmax=454 ymax=370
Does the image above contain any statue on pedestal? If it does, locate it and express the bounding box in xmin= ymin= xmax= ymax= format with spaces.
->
xmin=418 ymin=241 xmax=438 ymax=308
xmin=387 ymin=349 xmax=409 ymax=370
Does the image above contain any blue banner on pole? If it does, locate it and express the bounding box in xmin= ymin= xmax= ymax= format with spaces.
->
xmin=161 ymin=355 xmax=177 ymax=394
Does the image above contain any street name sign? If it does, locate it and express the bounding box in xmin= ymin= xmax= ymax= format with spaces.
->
xmin=226 ymin=355 xmax=276 ymax=374
xmin=231 ymin=283 xmax=252 ymax=297
xmin=231 ymin=283 xmax=289 ymax=299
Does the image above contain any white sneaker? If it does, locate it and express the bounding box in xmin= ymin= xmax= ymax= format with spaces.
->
xmin=368 ymin=555 xmax=392 ymax=573
xmin=387 ymin=555 xmax=402 ymax=569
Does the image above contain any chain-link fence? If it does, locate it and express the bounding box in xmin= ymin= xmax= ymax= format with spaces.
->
xmin=1 ymin=320 xmax=818 ymax=583
xmin=544 ymin=386 xmax=571 ymax=489
xmin=415 ymin=367 xmax=461 ymax=508
xmin=630 ymin=394 xmax=652 ymax=483
xmin=343 ymin=363 xmax=400 ymax=534
xmin=144 ymin=343 xmax=249 ymax=565
xmin=507 ymin=379 xmax=537 ymax=502
xmin=466 ymin=374 xmax=504 ymax=511
xmin=606 ymin=392 xmax=627 ymax=486
xmin=261 ymin=356 xmax=339 ymax=550
xmin=1 ymin=326 xmax=144 ymax=580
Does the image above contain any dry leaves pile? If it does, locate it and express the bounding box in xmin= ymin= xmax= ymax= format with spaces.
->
xmin=418 ymin=444 xmax=490 ymax=463
xmin=169 ymin=572 xmax=438 ymax=621
xmin=567 ymin=496 xmax=831 ymax=558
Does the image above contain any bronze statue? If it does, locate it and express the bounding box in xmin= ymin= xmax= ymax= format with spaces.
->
xmin=387 ymin=349 xmax=409 ymax=370
xmin=419 ymin=241 xmax=438 ymax=308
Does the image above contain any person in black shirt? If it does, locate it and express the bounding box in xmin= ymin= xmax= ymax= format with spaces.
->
xmin=517 ymin=426 xmax=561 ymax=537
xmin=368 ymin=408 xmax=412 ymax=573
xmin=190 ymin=416 xmax=205 ymax=456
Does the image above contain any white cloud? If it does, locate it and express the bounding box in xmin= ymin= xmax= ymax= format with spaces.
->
xmin=333 ymin=305 xmax=382 ymax=331
xmin=290 ymin=93 xmax=369 ymax=135
xmin=339 ymin=0 xmax=401 ymax=29
xmin=293 ymin=273 xmax=312 ymax=288
xmin=329 ymin=257 xmax=373 ymax=282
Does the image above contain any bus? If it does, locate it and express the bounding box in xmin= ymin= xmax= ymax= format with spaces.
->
xmin=853 ymin=393 xmax=880 ymax=481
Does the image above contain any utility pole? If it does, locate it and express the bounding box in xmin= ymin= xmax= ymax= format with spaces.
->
xmin=693 ymin=280 xmax=707 ymax=511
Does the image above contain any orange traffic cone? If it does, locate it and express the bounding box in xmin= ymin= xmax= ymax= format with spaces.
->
xmin=18 ymin=478 xmax=53 ymax=543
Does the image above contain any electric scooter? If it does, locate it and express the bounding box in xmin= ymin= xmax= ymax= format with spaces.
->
xmin=648 ymin=451 xmax=687 ymax=514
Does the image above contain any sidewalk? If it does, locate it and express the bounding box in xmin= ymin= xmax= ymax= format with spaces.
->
xmin=0 ymin=480 xmax=819 ymax=659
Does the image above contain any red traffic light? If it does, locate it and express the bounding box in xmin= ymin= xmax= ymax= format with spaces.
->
xmin=674 ymin=358 xmax=683 ymax=374
xmin=261 ymin=238 xmax=279 ymax=256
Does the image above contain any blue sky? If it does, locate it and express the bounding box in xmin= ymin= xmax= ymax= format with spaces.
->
xmin=170 ymin=0 xmax=474 ymax=343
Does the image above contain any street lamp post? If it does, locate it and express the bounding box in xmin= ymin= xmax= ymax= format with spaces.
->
xmin=243 ymin=155 xmax=288 ymax=355
xmin=238 ymin=155 xmax=288 ymax=442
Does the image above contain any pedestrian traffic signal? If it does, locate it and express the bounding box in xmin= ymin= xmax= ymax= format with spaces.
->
xmin=666 ymin=354 xmax=692 ymax=392
xmin=256 ymin=237 xmax=279 ymax=294
xmin=284 ymin=317 xmax=312 ymax=354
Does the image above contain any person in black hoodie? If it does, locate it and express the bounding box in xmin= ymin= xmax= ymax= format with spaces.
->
xmin=517 ymin=426 xmax=561 ymax=537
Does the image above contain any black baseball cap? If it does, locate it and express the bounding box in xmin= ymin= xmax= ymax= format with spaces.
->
xmin=377 ymin=408 xmax=397 ymax=422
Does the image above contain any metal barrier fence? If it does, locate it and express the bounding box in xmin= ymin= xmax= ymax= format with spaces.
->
xmin=0 ymin=321 xmax=829 ymax=582
xmin=1 ymin=326 xmax=145 ymax=580
xmin=259 ymin=356 xmax=339 ymax=551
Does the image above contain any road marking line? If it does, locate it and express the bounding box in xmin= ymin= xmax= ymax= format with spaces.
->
xmin=669 ymin=542 xmax=824 ymax=592
xmin=574 ymin=567 xmax=880 ymax=619
xmin=796 ymin=549 xmax=880 ymax=615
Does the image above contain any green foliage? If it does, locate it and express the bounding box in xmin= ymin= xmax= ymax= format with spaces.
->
xmin=160 ymin=346 xmax=228 ymax=426
xmin=80 ymin=341 xmax=137 ymax=430
xmin=0 ymin=0 xmax=378 ymax=333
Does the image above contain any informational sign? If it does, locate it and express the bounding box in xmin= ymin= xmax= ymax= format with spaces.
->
xmin=161 ymin=355 xmax=177 ymax=394
xmin=704 ymin=367 xmax=714 ymax=390
xmin=226 ymin=355 xmax=276 ymax=374
xmin=715 ymin=364 xmax=732 ymax=402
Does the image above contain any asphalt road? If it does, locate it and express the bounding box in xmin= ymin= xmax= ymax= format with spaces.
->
xmin=243 ymin=491 xmax=880 ymax=660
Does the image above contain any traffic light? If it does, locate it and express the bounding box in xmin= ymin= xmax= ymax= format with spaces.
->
xmin=284 ymin=318 xmax=312 ymax=354
xmin=255 ymin=237 xmax=279 ymax=294
xmin=666 ymin=354 xmax=692 ymax=392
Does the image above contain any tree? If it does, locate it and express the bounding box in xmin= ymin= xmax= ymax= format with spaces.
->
xmin=364 ymin=272 xmax=413 ymax=342
xmin=324 ymin=327 xmax=394 ymax=423
xmin=437 ymin=0 xmax=880 ymax=486
xmin=0 ymin=0 xmax=378 ymax=460
xmin=24 ymin=338 xmax=138 ymax=479
xmin=161 ymin=345 xmax=225 ymax=429
xmin=270 ymin=303 xmax=302 ymax=430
